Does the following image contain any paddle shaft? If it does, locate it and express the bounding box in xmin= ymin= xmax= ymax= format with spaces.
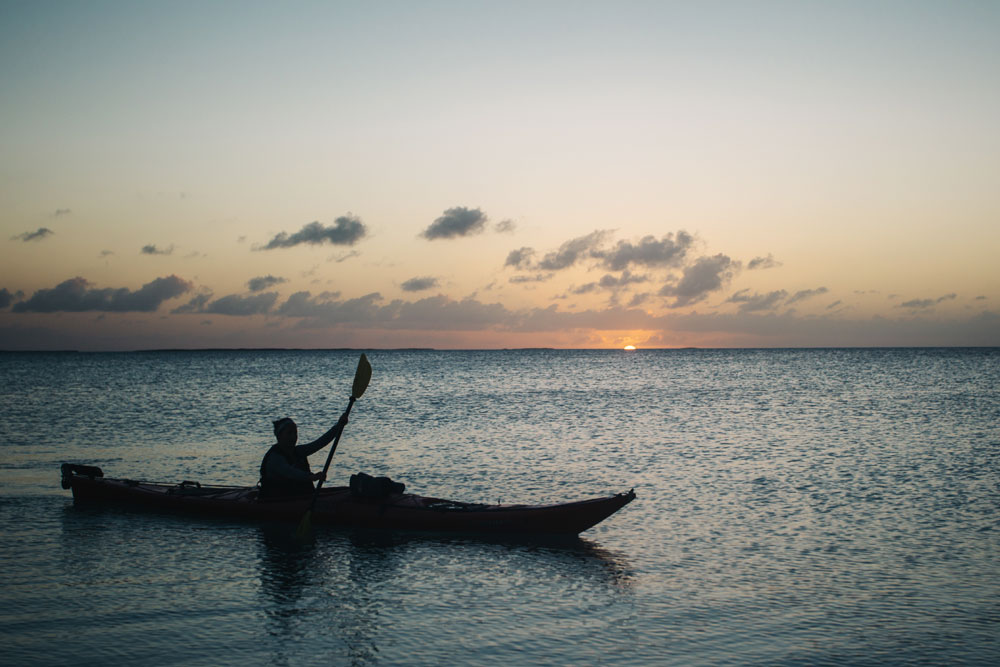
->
xmin=305 ymin=395 xmax=356 ymax=513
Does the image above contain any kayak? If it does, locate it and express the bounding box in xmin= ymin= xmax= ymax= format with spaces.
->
xmin=61 ymin=464 xmax=635 ymax=536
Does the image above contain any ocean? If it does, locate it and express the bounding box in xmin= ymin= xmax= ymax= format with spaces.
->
xmin=1 ymin=348 xmax=998 ymax=665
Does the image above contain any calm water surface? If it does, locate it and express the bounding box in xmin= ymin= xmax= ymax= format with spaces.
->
xmin=1 ymin=349 xmax=998 ymax=665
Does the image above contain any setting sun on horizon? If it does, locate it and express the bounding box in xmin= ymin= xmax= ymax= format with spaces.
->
xmin=2 ymin=2 xmax=998 ymax=350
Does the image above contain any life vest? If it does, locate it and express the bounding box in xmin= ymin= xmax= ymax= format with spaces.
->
xmin=259 ymin=444 xmax=314 ymax=499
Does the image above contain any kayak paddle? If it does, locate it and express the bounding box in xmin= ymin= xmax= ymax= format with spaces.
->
xmin=295 ymin=353 xmax=372 ymax=540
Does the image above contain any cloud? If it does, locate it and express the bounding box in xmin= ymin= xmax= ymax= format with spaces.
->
xmin=659 ymin=254 xmax=739 ymax=308
xmin=504 ymin=247 xmax=536 ymax=269
xmin=1 ymin=288 xmax=25 ymax=309
xmin=900 ymin=293 xmax=957 ymax=309
xmin=537 ymin=230 xmax=611 ymax=271
xmin=572 ymin=271 xmax=650 ymax=296
xmin=385 ymin=295 xmax=512 ymax=330
xmin=277 ymin=291 xmax=386 ymax=325
xmin=247 ymin=275 xmax=287 ymax=292
xmin=748 ymin=254 xmax=782 ymax=270
xmin=12 ymin=228 xmax=54 ymax=242
xmin=330 ymin=250 xmax=361 ymax=263
xmin=260 ymin=216 xmax=368 ymax=249
xmin=599 ymin=271 xmax=648 ymax=289
xmin=401 ymin=276 xmax=439 ymax=292
xmin=509 ymin=274 xmax=553 ymax=284
xmin=628 ymin=293 xmax=651 ymax=307
xmin=173 ymin=291 xmax=279 ymax=315
xmin=494 ymin=219 xmax=516 ymax=234
xmin=727 ymin=289 xmax=789 ymax=312
xmin=512 ymin=303 xmax=661 ymax=333
xmin=593 ymin=231 xmax=694 ymax=271
xmin=54 ymin=209 xmax=72 ymax=217
xmin=141 ymin=244 xmax=174 ymax=255
xmin=787 ymin=287 xmax=829 ymax=305
xmin=12 ymin=275 xmax=192 ymax=313
xmin=827 ymin=300 xmax=843 ymax=310
xmin=274 ymin=291 xmax=515 ymax=331
xmin=657 ymin=309 xmax=1000 ymax=348
xmin=171 ymin=292 xmax=212 ymax=313
xmin=421 ymin=207 xmax=488 ymax=240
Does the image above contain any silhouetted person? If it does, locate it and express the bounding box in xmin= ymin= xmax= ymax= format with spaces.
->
xmin=258 ymin=414 xmax=348 ymax=499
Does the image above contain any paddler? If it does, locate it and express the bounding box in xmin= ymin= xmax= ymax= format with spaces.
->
xmin=258 ymin=413 xmax=349 ymax=499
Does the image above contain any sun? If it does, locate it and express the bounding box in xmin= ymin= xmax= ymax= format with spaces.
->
xmin=623 ymin=345 xmax=637 ymax=351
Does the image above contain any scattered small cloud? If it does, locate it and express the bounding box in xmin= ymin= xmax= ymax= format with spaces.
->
xmin=329 ymin=250 xmax=361 ymax=263
xmin=141 ymin=244 xmax=174 ymax=255
xmin=421 ymin=207 xmax=488 ymax=240
xmin=827 ymin=300 xmax=843 ymax=310
xmin=628 ymin=293 xmax=651 ymax=307
xmin=99 ymin=250 xmax=115 ymax=258
xmin=593 ymin=231 xmax=693 ymax=271
xmin=748 ymin=254 xmax=782 ymax=270
xmin=494 ymin=219 xmax=516 ymax=234
xmin=900 ymin=293 xmax=957 ymax=310
xmin=787 ymin=287 xmax=829 ymax=305
xmin=401 ymin=276 xmax=439 ymax=292
xmin=12 ymin=228 xmax=54 ymax=242
xmin=247 ymin=275 xmax=287 ymax=292
xmin=727 ymin=289 xmax=789 ymax=312
xmin=659 ymin=254 xmax=740 ymax=308
xmin=508 ymin=274 xmax=553 ymax=284
xmin=260 ymin=216 xmax=368 ymax=250
xmin=573 ymin=271 xmax=650 ymax=296
xmin=536 ymin=230 xmax=611 ymax=271
xmin=975 ymin=295 xmax=987 ymax=301
xmin=53 ymin=209 xmax=72 ymax=217
xmin=12 ymin=275 xmax=192 ymax=313
xmin=599 ymin=271 xmax=649 ymax=289
xmin=504 ymin=247 xmax=536 ymax=269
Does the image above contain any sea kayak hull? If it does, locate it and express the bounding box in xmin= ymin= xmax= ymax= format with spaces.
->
xmin=61 ymin=465 xmax=635 ymax=536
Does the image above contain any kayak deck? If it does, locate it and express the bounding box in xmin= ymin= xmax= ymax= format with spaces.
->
xmin=61 ymin=465 xmax=635 ymax=536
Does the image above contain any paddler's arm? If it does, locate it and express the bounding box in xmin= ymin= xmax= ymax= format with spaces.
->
xmin=298 ymin=412 xmax=349 ymax=456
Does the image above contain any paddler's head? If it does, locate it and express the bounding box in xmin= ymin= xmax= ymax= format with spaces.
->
xmin=273 ymin=417 xmax=298 ymax=448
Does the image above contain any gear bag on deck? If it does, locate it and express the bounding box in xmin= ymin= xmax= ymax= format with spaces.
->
xmin=350 ymin=472 xmax=405 ymax=498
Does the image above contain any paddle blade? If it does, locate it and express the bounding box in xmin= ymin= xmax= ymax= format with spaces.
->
xmin=352 ymin=353 xmax=372 ymax=399
xmin=294 ymin=510 xmax=313 ymax=541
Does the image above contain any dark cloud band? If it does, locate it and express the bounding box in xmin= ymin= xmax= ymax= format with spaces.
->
xmin=12 ymin=276 xmax=192 ymax=313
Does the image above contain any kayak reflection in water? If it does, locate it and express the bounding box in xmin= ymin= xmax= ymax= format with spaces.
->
xmin=258 ymin=413 xmax=349 ymax=499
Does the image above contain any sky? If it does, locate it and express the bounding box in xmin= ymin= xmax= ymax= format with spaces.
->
xmin=2 ymin=0 xmax=998 ymax=350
